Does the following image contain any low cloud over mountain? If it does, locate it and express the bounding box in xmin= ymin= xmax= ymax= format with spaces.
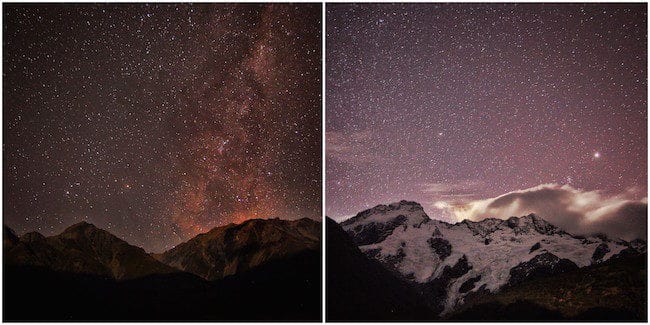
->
xmin=435 ymin=184 xmax=646 ymax=240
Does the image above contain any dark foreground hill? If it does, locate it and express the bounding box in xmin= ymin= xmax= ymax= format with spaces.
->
xmin=325 ymin=217 xmax=434 ymax=321
xmin=5 ymin=250 xmax=320 ymax=321
xmin=3 ymin=219 xmax=322 ymax=321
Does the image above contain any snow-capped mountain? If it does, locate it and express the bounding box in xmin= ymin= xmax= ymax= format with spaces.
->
xmin=340 ymin=200 xmax=646 ymax=314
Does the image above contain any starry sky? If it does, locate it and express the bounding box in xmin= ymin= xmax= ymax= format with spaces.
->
xmin=4 ymin=3 xmax=321 ymax=252
xmin=326 ymin=3 xmax=647 ymax=235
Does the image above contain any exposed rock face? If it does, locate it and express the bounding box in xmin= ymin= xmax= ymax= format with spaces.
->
xmin=591 ymin=243 xmax=610 ymax=262
xmin=429 ymin=237 xmax=452 ymax=260
xmin=444 ymin=254 xmax=472 ymax=279
xmin=508 ymin=252 xmax=578 ymax=286
xmin=383 ymin=246 xmax=407 ymax=270
xmin=529 ymin=242 xmax=541 ymax=253
xmin=158 ymin=218 xmax=320 ymax=280
xmin=611 ymin=247 xmax=642 ymax=260
xmin=505 ymin=214 xmax=562 ymax=235
xmin=459 ymin=275 xmax=482 ymax=293
xmin=339 ymin=200 xmax=646 ymax=315
xmin=4 ymin=222 xmax=176 ymax=280
xmin=629 ymin=239 xmax=647 ymax=252
xmin=463 ymin=218 xmax=503 ymax=237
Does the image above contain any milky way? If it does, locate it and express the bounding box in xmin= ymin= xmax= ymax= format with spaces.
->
xmin=326 ymin=3 xmax=647 ymax=237
xmin=4 ymin=3 xmax=321 ymax=252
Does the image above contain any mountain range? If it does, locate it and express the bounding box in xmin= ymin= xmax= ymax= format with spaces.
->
xmin=4 ymin=218 xmax=321 ymax=321
xmin=157 ymin=218 xmax=320 ymax=280
xmin=330 ymin=200 xmax=646 ymax=320
xmin=5 ymin=222 xmax=176 ymax=280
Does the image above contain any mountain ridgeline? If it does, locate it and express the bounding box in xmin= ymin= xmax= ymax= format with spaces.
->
xmin=157 ymin=218 xmax=320 ymax=280
xmin=330 ymin=200 xmax=646 ymax=320
xmin=4 ymin=218 xmax=321 ymax=321
xmin=4 ymin=222 xmax=176 ymax=280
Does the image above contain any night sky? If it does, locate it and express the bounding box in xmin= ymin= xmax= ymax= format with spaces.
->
xmin=326 ymin=3 xmax=647 ymax=238
xmin=4 ymin=3 xmax=321 ymax=252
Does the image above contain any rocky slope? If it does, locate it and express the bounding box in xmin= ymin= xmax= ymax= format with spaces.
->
xmin=340 ymin=200 xmax=646 ymax=314
xmin=4 ymin=222 xmax=177 ymax=280
xmin=157 ymin=218 xmax=320 ymax=280
xmin=450 ymin=253 xmax=647 ymax=320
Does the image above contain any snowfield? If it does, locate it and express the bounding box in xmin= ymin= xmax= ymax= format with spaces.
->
xmin=340 ymin=200 xmax=642 ymax=314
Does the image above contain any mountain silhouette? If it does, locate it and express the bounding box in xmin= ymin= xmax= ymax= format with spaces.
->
xmin=4 ymin=218 xmax=321 ymax=321
xmin=157 ymin=218 xmax=320 ymax=280
xmin=5 ymin=221 xmax=176 ymax=280
xmin=326 ymin=217 xmax=435 ymax=320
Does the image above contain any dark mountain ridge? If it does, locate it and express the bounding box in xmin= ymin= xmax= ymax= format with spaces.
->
xmin=4 ymin=218 xmax=322 ymax=321
xmin=157 ymin=217 xmax=320 ymax=280
xmin=326 ymin=217 xmax=435 ymax=320
xmin=5 ymin=221 xmax=176 ymax=280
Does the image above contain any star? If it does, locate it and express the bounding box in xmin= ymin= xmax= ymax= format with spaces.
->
xmin=4 ymin=3 xmax=322 ymax=253
xmin=326 ymin=3 xmax=646 ymax=225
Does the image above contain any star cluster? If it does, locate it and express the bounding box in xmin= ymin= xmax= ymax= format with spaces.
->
xmin=326 ymin=4 xmax=646 ymax=223
xmin=4 ymin=3 xmax=321 ymax=252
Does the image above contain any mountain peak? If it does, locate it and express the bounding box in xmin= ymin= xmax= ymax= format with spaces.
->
xmin=62 ymin=220 xmax=99 ymax=233
xmin=505 ymin=214 xmax=559 ymax=235
xmin=6 ymin=221 xmax=177 ymax=280
xmin=460 ymin=218 xmax=504 ymax=237
xmin=342 ymin=200 xmax=429 ymax=228
xmin=20 ymin=231 xmax=46 ymax=243
xmin=159 ymin=217 xmax=320 ymax=280
xmin=391 ymin=200 xmax=423 ymax=209
xmin=340 ymin=200 xmax=430 ymax=246
xmin=200 ymin=217 xmax=320 ymax=241
xmin=58 ymin=221 xmax=115 ymax=242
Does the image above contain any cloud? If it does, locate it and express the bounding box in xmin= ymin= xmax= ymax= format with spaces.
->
xmin=326 ymin=130 xmax=384 ymax=165
xmin=421 ymin=180 xmax=484 ymax=202
xmin=434 ymin=184 xmax=647 ymax=241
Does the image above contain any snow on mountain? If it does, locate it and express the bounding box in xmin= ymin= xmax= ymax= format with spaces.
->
xmin=340 ymin=200 xmax=645 ymax=314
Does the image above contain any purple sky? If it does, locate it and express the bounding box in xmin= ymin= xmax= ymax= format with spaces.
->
xmin=326 ymin=3 xmax=647 ymax=234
